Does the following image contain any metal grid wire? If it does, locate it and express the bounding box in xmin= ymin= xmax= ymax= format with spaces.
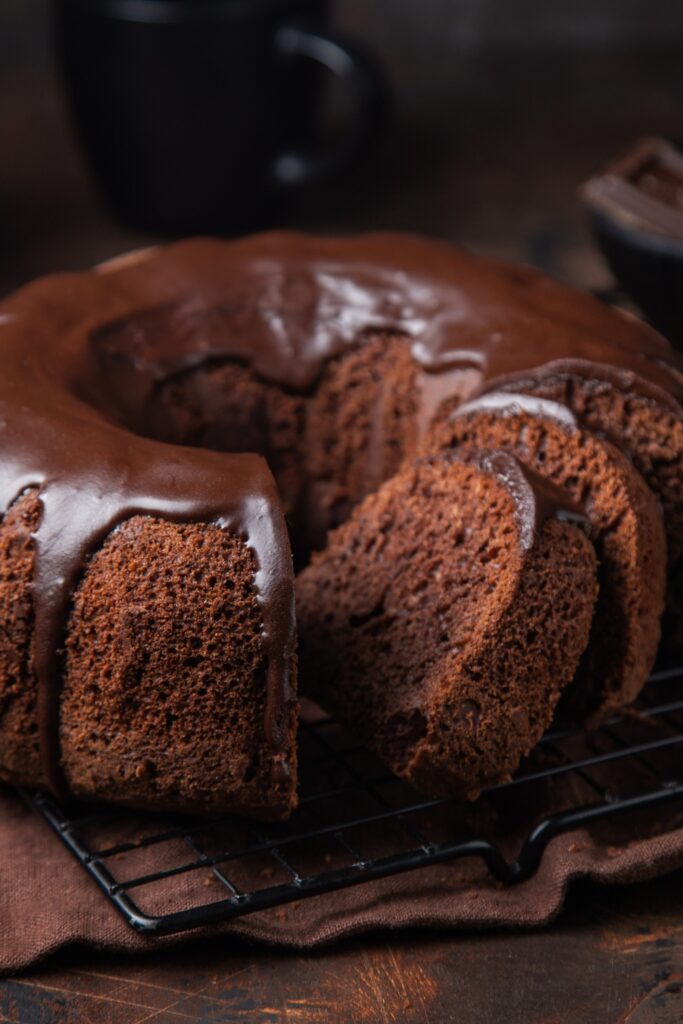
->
xmin=19 ymin=661 xmax=683 ymax=935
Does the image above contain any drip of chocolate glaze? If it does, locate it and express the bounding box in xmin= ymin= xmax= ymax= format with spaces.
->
xmin=0 ymin=230 xmax=681 ymax=797
xmin=449 ymin=393 xmax=595 ymax=543
xmin=465 ymin=450 xmax=588 ymax=551
xmin=453 ymin=391 xmax=580 ymax=430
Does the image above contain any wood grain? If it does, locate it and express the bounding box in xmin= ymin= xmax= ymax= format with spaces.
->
xmin=1 ymin=872 xmax=683 ymax=1022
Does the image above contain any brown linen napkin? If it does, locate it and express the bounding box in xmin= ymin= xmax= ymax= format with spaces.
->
xmin=3 ymin=781 xmax=683 ymax=976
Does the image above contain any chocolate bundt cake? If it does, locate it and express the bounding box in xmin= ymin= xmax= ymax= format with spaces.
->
xmin=296 ymin=452 xmax=599 ymax=798
xmin=428 ymin=394 xmax=667 ymax=719
xmin=0 ymin=231 xmax=680 ymax=816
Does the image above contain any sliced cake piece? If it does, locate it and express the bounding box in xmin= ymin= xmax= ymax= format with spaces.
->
xmin=296 ymin=451 xmax=598 ymax=799
xmin=489 ymin=370 xmax=683 ymax=648
xmin=0 ymin=491 xmax=298 ymax=822
xmin=429 ymin=393 xmax=667 ymax=719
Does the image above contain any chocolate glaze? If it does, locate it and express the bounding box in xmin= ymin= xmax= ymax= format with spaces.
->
xmin=454 ymin=391 xmax=579 ymax=431
xmin=1 ymin=230 xmax=681 ymax=797
xmin=472 ymin=450 xmax=587 ymax=551
xmin=452 ymin=388 xmax=651 ymax=472
xmin=82 ymin=233 xmax=683 ymax=405
xmin=450 ymin=393 xmax=601 ymax=534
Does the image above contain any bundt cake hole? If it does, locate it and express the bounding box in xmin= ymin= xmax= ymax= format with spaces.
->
xmin=90 ymin=319 xmax=423 ymax=565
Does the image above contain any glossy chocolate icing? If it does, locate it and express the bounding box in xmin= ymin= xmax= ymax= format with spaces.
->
xmin=451 ymin=393 xmax=595 ymax=543
xmin=85 ymin=233 xmax=683 ymax=405
xmin=454 ymin=391 xmax=579 ymax=430
xmin=0 ymin=230 xmax=681 ymax=797
xmin=474 ymin=450 xmax=588 ymax=551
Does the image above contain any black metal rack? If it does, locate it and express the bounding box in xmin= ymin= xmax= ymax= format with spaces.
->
xmin=21 ymin=662 xmax=683 ymax=936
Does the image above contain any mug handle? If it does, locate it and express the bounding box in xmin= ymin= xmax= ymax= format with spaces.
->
xmin=272 ymin=24 xmax=390 ymax=187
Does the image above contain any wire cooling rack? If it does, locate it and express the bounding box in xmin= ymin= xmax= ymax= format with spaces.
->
xmin=19 ymin=661 xmax=683 ymax=935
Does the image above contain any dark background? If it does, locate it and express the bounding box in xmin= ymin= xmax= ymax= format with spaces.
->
xmin=2 ymin=0 xmax=683 ymax=293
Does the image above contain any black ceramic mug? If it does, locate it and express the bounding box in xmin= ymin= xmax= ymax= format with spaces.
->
xmin=53 ymin=0 xmax=389 ymax=233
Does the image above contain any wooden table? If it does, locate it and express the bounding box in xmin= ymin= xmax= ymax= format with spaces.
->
xmin=1 ymin=39 xmax=683 ymax=1023
xmin=1 ymin=873 xmax=683 ymax=1022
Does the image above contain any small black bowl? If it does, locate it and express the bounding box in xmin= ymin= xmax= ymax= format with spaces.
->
xmin=581 ymin=137 xmax=683 ymax=347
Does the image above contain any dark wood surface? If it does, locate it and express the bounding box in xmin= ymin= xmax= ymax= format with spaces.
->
xmin=2 ymin=874 xmax=683 ymax=1023
xmin=1 ymin=31 xmax=683 ymax=1023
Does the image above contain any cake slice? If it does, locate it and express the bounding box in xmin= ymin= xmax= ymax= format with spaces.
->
xmin=489 ymin=371 xmax=683 ymax=648
xmin=0 ymin=490 xmax=298 ymax=821
xmin=296 ymin=451 xmax=598 ymax=799
xmin=429 ymin=393 xmax=667 ymax=719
